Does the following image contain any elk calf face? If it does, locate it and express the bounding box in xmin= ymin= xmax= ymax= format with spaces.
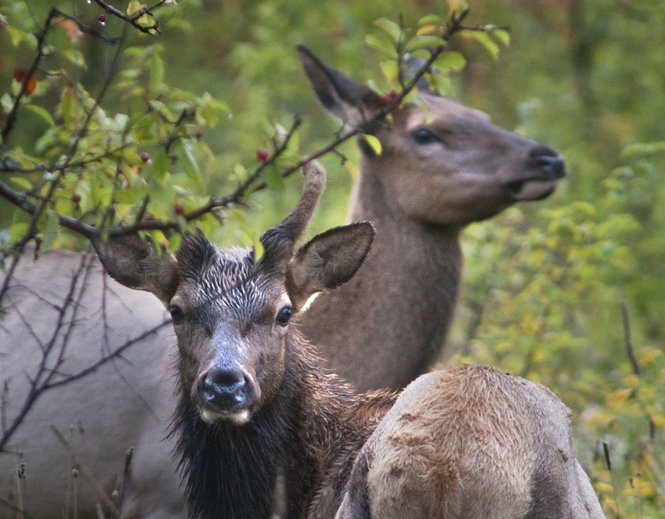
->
xmin=163 ymin=221 xmax=374 ymax=427
xmin=170 ymin=235 xmax=290 ymax=425
xmin=94 ymin=163 xmax=376 ymax=428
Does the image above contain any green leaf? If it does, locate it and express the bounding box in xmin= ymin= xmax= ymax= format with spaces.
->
xmin=466 ymin=31 xmax=500 ymax=60
xmin=59 ymin=85 xmax=76 ymax=129
xmin=262 ymin=164 xmax=285 ymax=190
xmin=149 ymin=100 xmax=175 ymax=121
xmin=150 ymin=51 xmax=164 ymax=96
xmin=621 ymin=141 xmax=665 ymax=160
xmin=180 ymin=141 xmax=201 ymax=180
xmin=166 ymin=232 xmax=182 ymax=254
xmin=197 ymin=92 xmax=229 ymax=127
xmin=491 ymin=28 xmax=511 ymax=47
xmin=374 ymin=18 xmax=402 ymax=43
xmin=406 ymin=35 xmax=445 ymax=52
xmin=6 ymin=25 xmax=26 ymax=47
xmin=416 ymin=25 xmax=440 ymax=37
xmin=10 ymin=177 xmax=32 ymax=190
xmin=8 ymin=222 xmax=29 ymax=242
xmin=446 ymin=0 xmax=469 ymax=15
xmin=127 ymin=0 xmax=144 ymax=16
xmin=379 ymin=60 xmax=398 ymax=84
xmin=63 ymin=48 xmax=86 ymax=69
xmin=362 ymin=134 xmax=382 ymax=156
xmin=435 ymin=51 xmax=466 ymax=73
xmin=365 ymin=34 xmax=395 ymax=58
xmin=1 ymin=93 xmax=13 ymax=112
xmin=132 ymin=114 xmax=156 ymax=141
xmin=417 ymin=15 xmax=442 ymax=26
xmin=253 ymin=233 xmax=265 ymax=262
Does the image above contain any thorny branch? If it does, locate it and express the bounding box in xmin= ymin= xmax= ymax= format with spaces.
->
xmin=0 ymin=7 xmax=474 ymax=248
xmin=1 ymin=14 xmax=129 ymax=263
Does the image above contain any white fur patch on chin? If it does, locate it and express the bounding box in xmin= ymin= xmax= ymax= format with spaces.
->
xmin=513 ymin=179 xmax=559 ymax=201
xmin=200 ymin=408 xmax=251 ymax=426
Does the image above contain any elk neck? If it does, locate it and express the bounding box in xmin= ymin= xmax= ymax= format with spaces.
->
xmin=301 ymin=163 xmax=464 ymax=391
xmin=172 ymin=331 xmax=394 ymax=518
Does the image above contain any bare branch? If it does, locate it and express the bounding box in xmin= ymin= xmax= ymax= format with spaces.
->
xmin=620 ymin=300 xmax=640 ymax=376
xmin=0 ymin=251 xmax=172 ymax=451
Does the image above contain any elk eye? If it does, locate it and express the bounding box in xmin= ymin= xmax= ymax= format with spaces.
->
xmin=276 ymin=305 xmax=293 ymax=327
xmin=169 ymin=304 xmax=185 ymax=324
xmin=411 ymin=128 xmax=440 ymax=145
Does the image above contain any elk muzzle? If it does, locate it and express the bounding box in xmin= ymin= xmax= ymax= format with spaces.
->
xmin=505 ymin=146 xmax=566 ymax=201
xmin=194 ymin=365 xmax=258 ymax=425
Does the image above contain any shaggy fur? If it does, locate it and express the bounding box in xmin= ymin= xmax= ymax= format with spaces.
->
xmin=173 ymin=346 xmax=394 ymax=518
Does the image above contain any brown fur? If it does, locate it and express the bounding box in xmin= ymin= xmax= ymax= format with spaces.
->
xmin=1 ymin=48 xmax=569 ymax=516
xmin=297 ymin=46 xmax=566 ymax=391
xmin=93 ymin=165 xmax=602 ymax=518
xmin=336 ymin=365 xmax=605 ymax=519
xmin=91 ymin=164 xmax=392 ymax=518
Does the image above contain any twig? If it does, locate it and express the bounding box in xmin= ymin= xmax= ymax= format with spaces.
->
xmin=620 ymin=300 xmax=656 ymax=440
xmin=620 ymin=300 xmax=640 ymax=376
xmin=50 ymin=426 xmax=119 ymax=515
xmin=92 ymin=0 xmax=169 ymax=34
xmin=0 ymin=251 xmax=171 ymax=451
xmin=0 ymin=8 xmax=475 ymax=244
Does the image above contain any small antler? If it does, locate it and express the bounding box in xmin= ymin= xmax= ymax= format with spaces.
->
xmin=260 ymin=161 xmax=326 ymax=269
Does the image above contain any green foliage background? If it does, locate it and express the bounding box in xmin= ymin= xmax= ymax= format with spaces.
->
xmin=1 ymin=0 xmax=664 ymax=516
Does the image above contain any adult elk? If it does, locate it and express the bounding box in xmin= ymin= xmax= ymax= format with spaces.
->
xmin=95 ymin=163 xmax=603 ymax=518
xmin=297 ymin=46 xmax=566 ymax=391
xmin=0 ymin=253 xmax=182 ymax=518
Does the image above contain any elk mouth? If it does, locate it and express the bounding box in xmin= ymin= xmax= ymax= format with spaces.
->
xmin=505 ymin=148 xmax=566 ymax=200
xmin=505 ymin=178 xmax=559 ymax=201
xmin=199 ymin=405 xmax=252 ymax=426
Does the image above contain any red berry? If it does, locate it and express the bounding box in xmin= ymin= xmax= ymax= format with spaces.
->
xmin=174 ymin=204 xmax=185 ymax=216
xmin=98 ymin=15 xmax=107 ymax=24
xmin=388 ymin=90 xmax=399 ymax=101
xmin=256 ymin=148 xmax=269 ymax=163
xmin=377 ymin=94 xmax=389 ymax=106
xmin=71 ymin=193 xmax=81 ymax=204
xmin=140 ymin=152 xmax=151 ymax=163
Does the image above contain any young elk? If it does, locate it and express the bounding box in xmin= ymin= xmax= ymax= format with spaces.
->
xmin=297 ymin=46 xmax=567 ymax=391
xmin=95 ymin=163 xmax=603 ymax=518
xmin=336 ymin=366 xmax=605 ymax=519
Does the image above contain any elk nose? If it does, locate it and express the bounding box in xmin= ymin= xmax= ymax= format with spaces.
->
xmin=530 ymin=147 xmax=566 ymax=179
xmin=197 ymin=367 xmax=251 ymax=409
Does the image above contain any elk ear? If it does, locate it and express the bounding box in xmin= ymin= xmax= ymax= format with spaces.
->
xmin=285 ymin=222 xmax=374 ymax=310
xmin=297 ymin=45 xmax=383 ymax=128
xmin=93 ymin=235 xmax=179 ymax=306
